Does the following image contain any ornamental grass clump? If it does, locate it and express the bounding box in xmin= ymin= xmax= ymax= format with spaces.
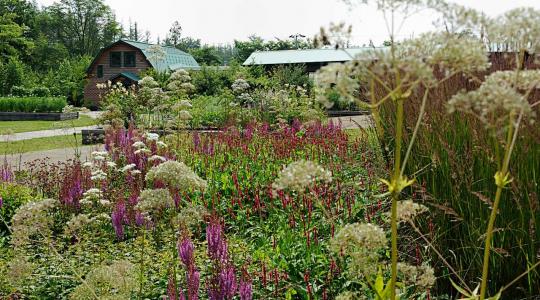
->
xmin=328 ymin=1 xmax=540 ymax=299
xmin=315 ymin=0 xmax=504 ymax=298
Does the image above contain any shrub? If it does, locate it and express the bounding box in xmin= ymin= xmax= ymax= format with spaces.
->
xmin=190 ymin=95 xmax=233 ymax=128
xmin=10 ymin=86 xmax=30 ymax=97
xmin=0 ymin=96 xmax=67 ymax=112
xmin=0 ymin=183 xmax=35 ymax=235
xmin=10 ymin=86 xmax=51 ymax=97
xmin=31 ymin=87 xmax=51 ymax=97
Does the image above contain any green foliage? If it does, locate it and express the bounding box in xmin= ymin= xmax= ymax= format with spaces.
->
xmin=189 ymin=46 xmax=223 ymax=66
xmin=0 ymin=183 xmax=35 ymax=235
xmin=191 ymin=66 xmax=236 ymax=96
xmin=270 ymin=65 xmax=313 ymax=89
xmin=0 ymin=12 xmax=34 ymax=62
xmin=44 ymin=0 xmax=121 ymax=56
xmin=0 ymin=58 xmax=24 ymax=95
xmin=10 ymin=86 xmax=51 ymax=97
xmin=42 ymin=56 xmax=92 ymax=106
xmin=0 ymin=96 xmax=67 ymax=112
xmin=190 ymin=95 xmax=233 ymax=128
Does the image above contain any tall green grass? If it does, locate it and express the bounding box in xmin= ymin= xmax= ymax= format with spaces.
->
xmin=0 ymin=97 xmax=67 ymax=113
xmin=377 ymin=54 xmax=540 ymax=297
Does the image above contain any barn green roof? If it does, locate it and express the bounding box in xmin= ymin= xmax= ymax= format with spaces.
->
xmin=243 ymin=48 xmax=387 ymax=65
xmin=111 ymin=72 xmax=140 ymax=82
xmin=121 ymin=39 xmax=200 ymax=72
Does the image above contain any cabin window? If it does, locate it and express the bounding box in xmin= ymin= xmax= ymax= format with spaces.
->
xmin=110 ymin=51 xmax=122 ymax=67
xmin=123 ymin=51 xmax=136 ymax=67
xmin=97 ymin=65 xmax=104 ymax=78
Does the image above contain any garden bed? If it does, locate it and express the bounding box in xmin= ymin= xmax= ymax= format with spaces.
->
xmin=326 ymin=110 xmax=370 ymax=117
xmin=0 ymin=112 xmax=79 ymax=121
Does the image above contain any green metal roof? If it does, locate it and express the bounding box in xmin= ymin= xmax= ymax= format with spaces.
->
xmin=112 ymin=72 xmax=140 ymax=82
xmin=243 ymin=48 xmax=386 ymax=65
xmin=121 ymin=39 xmax=200 ymax=72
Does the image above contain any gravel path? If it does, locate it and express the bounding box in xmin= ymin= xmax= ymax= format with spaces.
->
xmin=0 ymin=125 xmax=99 ymax=142
xmin=4 ymin=145 xmax=100 ymax=170
xmin=332 ymin=115 xmax=373 ymax=129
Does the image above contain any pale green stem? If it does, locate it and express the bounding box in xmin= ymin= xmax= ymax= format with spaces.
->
xmin=390 ymin=97 xmax=404 ymax=300
xmin=479 ymin=111 xmax=521 ymax=299
xmin=400 ymin=88 xmax=429 ymax=177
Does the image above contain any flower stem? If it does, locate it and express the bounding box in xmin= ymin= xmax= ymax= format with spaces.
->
xmin=479 ymin=112 xmax=516 ymax=300
xmin=390 ymin=97 xmax=404 ymax=300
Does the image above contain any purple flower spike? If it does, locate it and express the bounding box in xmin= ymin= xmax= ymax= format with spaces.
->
xmin=0 ymin=195 xmax=3 ymax=209
xmin=187 ymin=269 xmax=200 ymax=300
xmin=239 ymin=279 xmax=253 ymax=300
xmin=135 ymin=211 xmax=145 ymax=227
xmin=219 ymin=266 xmax=237 ymax=299
xmin=206 ymin=222 xmax=228 ymax=261
xmin=1 ymin=162 xmax=13 ymax=183
xmin=111 ymin=202 xmax=126 ymax=240
xmin=193 ymin=132 xmax=201 ymax=149
xmin=178 ymin=238 xmax=194 ymax=267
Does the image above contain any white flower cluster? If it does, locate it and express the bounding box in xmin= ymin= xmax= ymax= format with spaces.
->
xmin=91 ymin=169 xmax=107 ymax=181
xmin=448 ymin=71 xmax=536 ymax=129
xmin=132 ymin=141 xmax=146 ymax=148
xmin=120 ymin=163 xmax=136 ymax=172
xmin=170 ymin=69 xmax=190 ymax=81
xmin=96 ymin=80 xmax=113 ymax=90
xmin=70 ymin=260 xmax=137 ymax=300
xmin=397 ymin=262 xmax=436 ymax=289
xmin=272 ymin=160 xmax=332 ymax=193
xmin=138 ymin=76 xmax=159 ymax=88
xmin=81 ymin=188 xmax=110 ymax=207
xmin=488 ymin=8 xmax=540 ymax=53
xmin=330 ymin=222 xmax=387 ymax=278
xmin=402 ymin=31 xmax=490 ymax=75
xmin=145 ymin=160 xmax=207 ymax=191
xmin=149 ymin=155 xmax=167 ymax=162
xmin=315 ymin=62 xmax=359 ymax=108
xmin=65 ymin=213 xmax=111 ymax=236
xmin=386 ymin=200 xmax=429 ymax=224
xmin=135 ymin=188 xmax=174 ymax=213
xmin=177 ymin=110 xmax=193 ymax=121
xmin=144 ymin=132 xmax=160 ymax=141
xmin=172 ymin=100 xmax=193 ymax=110
xmin=11 ymin=199 xmax=58 ymax=247
xmin=167 ymin=69 xmax=194 ymax=94
xmin=232 ymin=79 xmax=250 ymax=93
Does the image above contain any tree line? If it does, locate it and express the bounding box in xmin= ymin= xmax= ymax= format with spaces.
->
xmin=0 ymin=0 xmax=315 ymax=104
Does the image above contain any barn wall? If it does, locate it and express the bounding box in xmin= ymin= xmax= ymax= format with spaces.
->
xmin=84 ymin=43 xmax=151 ymax=107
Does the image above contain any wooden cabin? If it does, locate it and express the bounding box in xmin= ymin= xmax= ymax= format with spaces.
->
xmin=84 ymin=39 xmax=200 ymax=107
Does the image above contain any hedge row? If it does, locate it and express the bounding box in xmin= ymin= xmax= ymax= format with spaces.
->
xmin=0 ymin=96 xmax=67 ymax=113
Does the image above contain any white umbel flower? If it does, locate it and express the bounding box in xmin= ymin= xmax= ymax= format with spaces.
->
xmin=272 ymin=160 xmax=332 ymax=193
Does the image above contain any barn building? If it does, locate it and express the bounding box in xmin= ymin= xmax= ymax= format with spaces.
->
xmin=242 ymin=48 xmax=384 ymax=73
xmin=84 ymin=39 xmax=200 ymax=106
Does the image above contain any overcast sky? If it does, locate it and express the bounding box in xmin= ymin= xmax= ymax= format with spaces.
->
xmin=35 ymin=0 xmax=540 ymax=46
